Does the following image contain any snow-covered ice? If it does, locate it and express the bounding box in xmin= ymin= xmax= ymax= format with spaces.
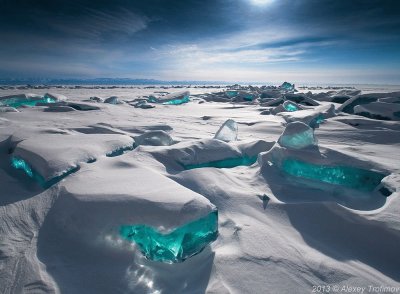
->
xmin=0 ymin=85 xmax=399 ymax=294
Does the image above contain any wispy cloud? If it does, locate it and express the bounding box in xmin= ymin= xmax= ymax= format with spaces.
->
xmin=42 ymin=7 xmax=151 ymax=42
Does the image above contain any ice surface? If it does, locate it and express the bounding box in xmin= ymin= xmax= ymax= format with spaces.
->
xmin=278 ymin=122 xmax=317 ymax=149
xmin=214 ymin=119 xmax=238 ymax=142
xmin=44 ymin=105 xmax=76 ymax=112
xmin=282 ymin=158 xmax=386 ymax=192
xmin=120 ymin=210 xmax=218 ymax=263
xmin=0 ymin=106 xmax=19 ymax=112
xmin=1 ymin=86 xmax=400 ymax=293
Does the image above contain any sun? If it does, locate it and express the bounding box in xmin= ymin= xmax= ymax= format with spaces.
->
xmin=249 ymin=0 xmax=274 ymax=6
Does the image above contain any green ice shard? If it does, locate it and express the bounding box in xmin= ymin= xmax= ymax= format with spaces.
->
xmin=183 ymin=156 xmax=257 ymax=170
xmin=225 ymin=90 xmax=238 ymax=98
xmin=0 ymin=97 xmax=56 ymax=108
xmin=283 ymin=102 xmax=298 ymax=112
xmin=10 ymin=156 xmax=79 ymax=188
xmin=120 ymin=210 xmax=218 ymax=263
xmin=162 ymin=95 xmax=190 ymax=105
xmin=11 ymin=156 xmax=34 ymax=178
xmin=282 ymin=158 xmax=385 ymax=192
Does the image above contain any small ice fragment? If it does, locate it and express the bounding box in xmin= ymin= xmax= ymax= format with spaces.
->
xmin=149 ymin=91 xmax=190 ymax=105
xmin=225 ymin=90 xmax=238 ymax=98
xmin=44 ymin=93 xmax=67 ymax=102
xmin=104 ymin=96 xmax=120 ymax=104
xmin=283 ymin=101 xmax=299 ymax=112
xmin=11 ymin=156 xmax=34 ymax=177
xmin=278 ymin=122 xmax=317 ymax=149
xmin=89 ymin=96 xmax=104 ymax=103
xmin=214 ymin=119 xmax=238 ymax=142
xmin=280 ymin=82 xmax=295 ymax=91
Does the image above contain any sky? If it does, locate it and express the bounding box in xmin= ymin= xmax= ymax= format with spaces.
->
xmin=0 ymin=0 xmax=400 ymax=84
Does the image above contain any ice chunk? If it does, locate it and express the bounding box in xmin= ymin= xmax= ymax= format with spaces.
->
xmin=89 ymin=96 xmax=104 ymax=103
xmin=150 ymin=91 xmax=190 ymax=105
xmin=285 ymin=93 xmax=319 ymax=106
xmin=282 ymin=158 xmax=385 ymax=192
xmin=183 ymin=156 xmax=257 ymax=169
xmin=104 ymin=96 xmax=121 ymax=104
xmin=11 ymin=156 xmax=34 ymax=178
xmin=120 ymin=210 xmax=218 ymax=263
xmin=225 ymin=90 xmax=238 ymax=98
xmin=214 ymin=119 xmax=238 ymax=142
xmin=132 ymin=100 xmax=155 ymax=109
xmin=44 ymin=93 xmax=68 ymax=102
xmin=278 ymin=122 xmax=317 ymax=149
xmin=236 ymin=91 xmax=257 ymax=101
xmin=280 ymin=82 xmax=295 ymax=91
xmin=0 ymin=93 xmax=56 ymax=108
xmin=134 ymin=130 xmax=174 ymax=146
xmin=283 ymin=101 xmax=300 ymax=112
xmin=10 ymin=156 xmax=79 ymax=188
xmin=261 ymin=97 xmax=284 ymax=107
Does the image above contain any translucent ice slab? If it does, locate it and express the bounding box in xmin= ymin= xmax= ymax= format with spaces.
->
xmin=282 ymin=158 xmax=385 ymax=192
xmin=120 ymin=210 xmax=218 ymax=263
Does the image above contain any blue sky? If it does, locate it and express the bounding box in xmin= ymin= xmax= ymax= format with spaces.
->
xmin=0 ymin=0 xmax=400 ymax=83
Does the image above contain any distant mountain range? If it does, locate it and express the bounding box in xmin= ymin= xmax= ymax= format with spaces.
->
xmin=0 ymin=78 xmax=230 ymax=85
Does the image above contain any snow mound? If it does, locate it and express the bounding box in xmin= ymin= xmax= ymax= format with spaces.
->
xmin=278 ymin=104 xmax=335 ymax=127
xmin=11 ymin=134 xmax=134 ymax=182
xmin=338 ymin=92 xmax=400 ymax=114
xmin=134 ymin=130 xmax=174 ymax=146
xmin=52 ymin=158 xmax=216 ymax=244
xmin=134 ymin=138 xmax=273 ymax=172
xmin=44 ymin=105 xmax=76 ymax=112
xmin=259 ymin=122 xmax=390 ymax=210
xmin=354 ymin=102 xmax=400 ymax=121
xmin=0 ymin=106 xmax=19 ymax=112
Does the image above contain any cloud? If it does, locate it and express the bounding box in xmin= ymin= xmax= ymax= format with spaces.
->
xmin=47 ymin=8 xmax=151 ymax=42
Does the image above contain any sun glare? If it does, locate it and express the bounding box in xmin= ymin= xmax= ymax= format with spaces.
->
xmin=249 ymin=0 xmax=274 ymax=6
